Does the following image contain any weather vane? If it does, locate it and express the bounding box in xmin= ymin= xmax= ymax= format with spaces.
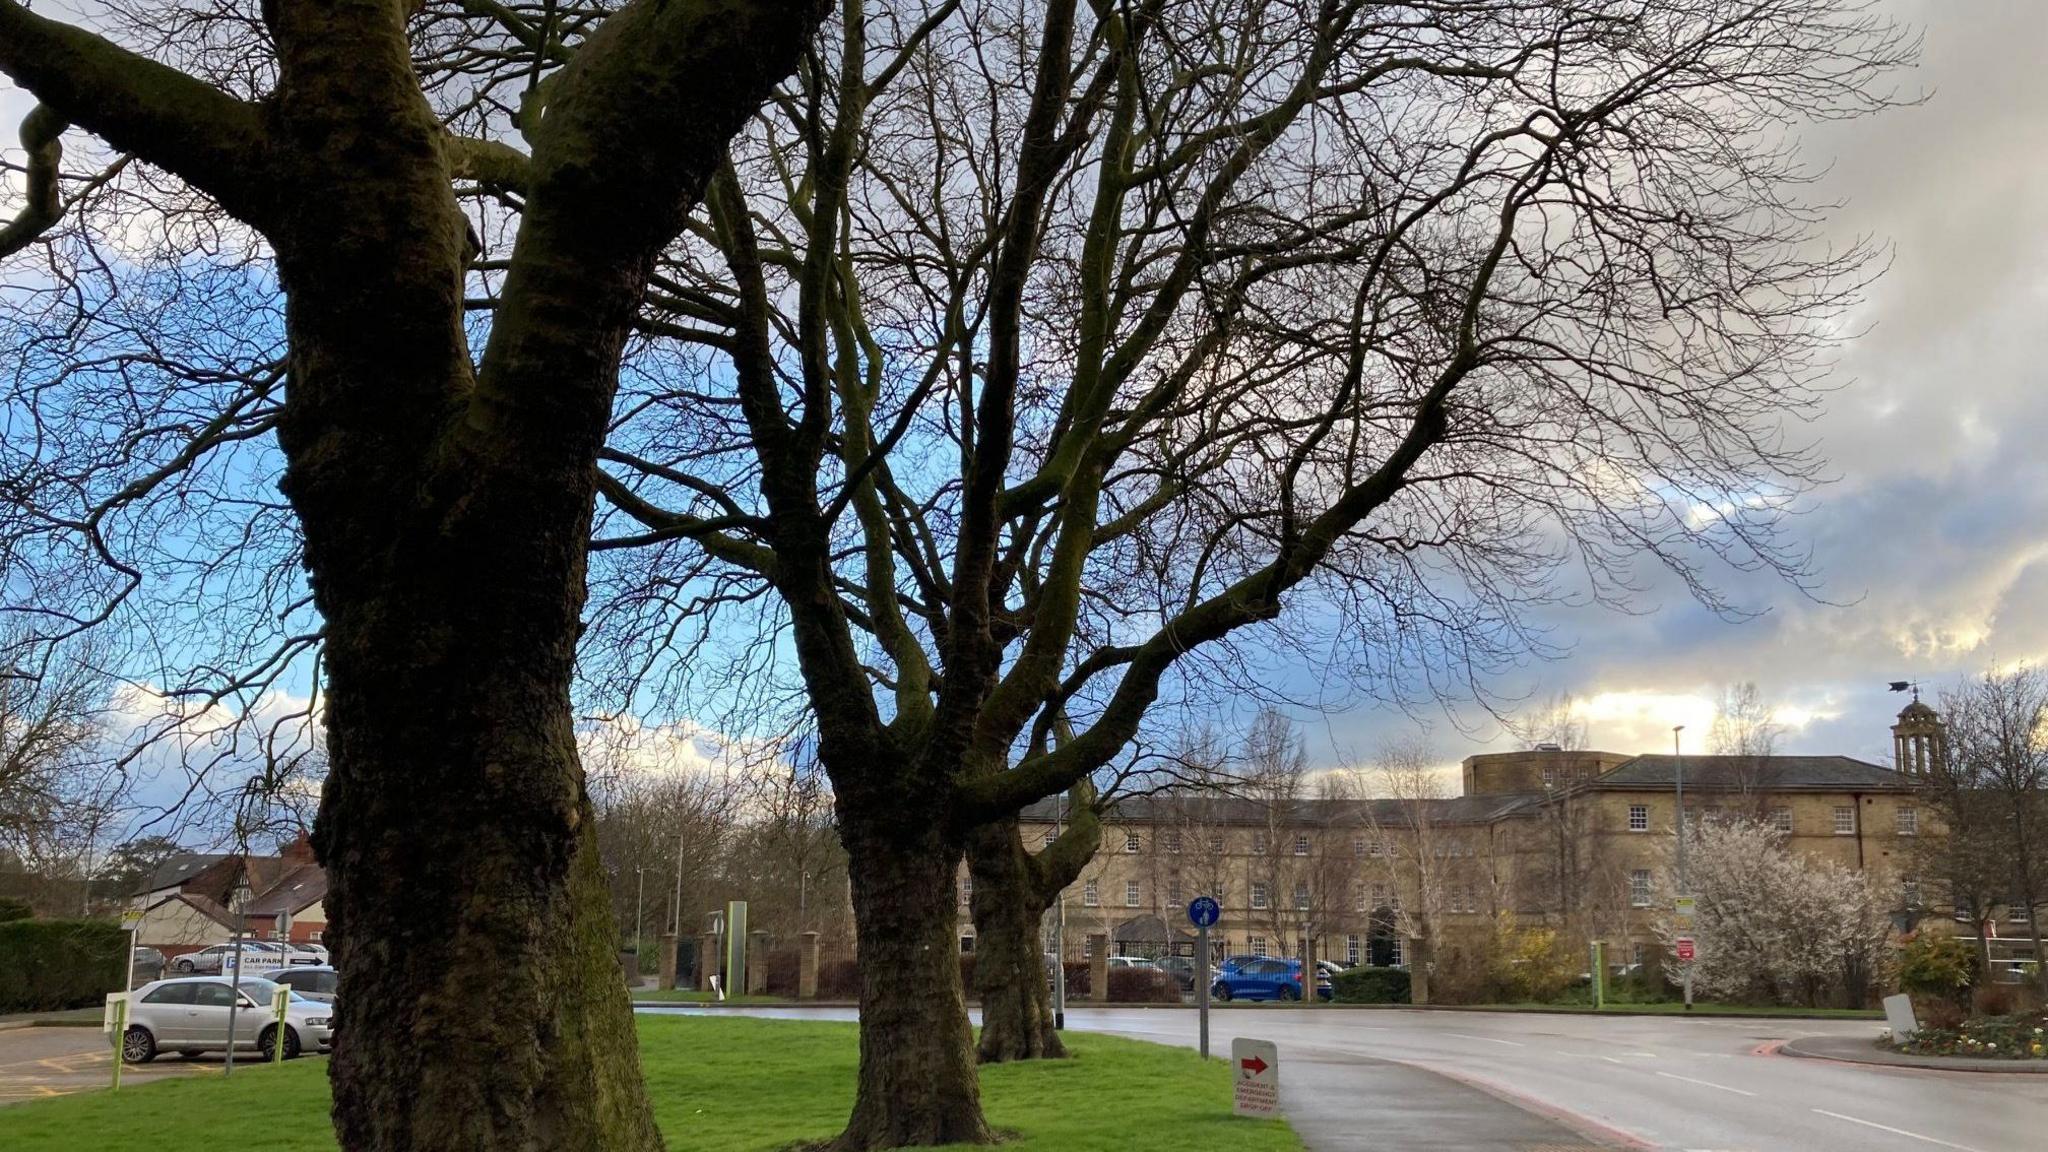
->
xmin=1888 ymin=680 xmax=1920 ymax=702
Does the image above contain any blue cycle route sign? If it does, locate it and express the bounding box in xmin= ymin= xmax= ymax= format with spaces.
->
xmin=1188 ymin=895 xmax=1220 ymax=928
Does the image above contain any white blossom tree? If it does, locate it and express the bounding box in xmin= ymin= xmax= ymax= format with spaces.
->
xmin=1656 ymin=818 xmax=1891 ymax=1006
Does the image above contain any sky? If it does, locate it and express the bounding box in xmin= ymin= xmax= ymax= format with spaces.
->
xmin=6 ymin=2 xmax=2047 ymax=833
xmin=1305 ymin=1 xmax=2048 ymax=773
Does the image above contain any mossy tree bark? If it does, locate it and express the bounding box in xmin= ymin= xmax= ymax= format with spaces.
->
xmin=967 ymin=791 xmax=1100 ymax=1063
xmin=0 ymin=1 xmax=822 ymax=1148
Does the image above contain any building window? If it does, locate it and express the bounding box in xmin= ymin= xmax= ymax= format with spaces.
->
xmin=1043 ymin=828 xmax=1058 ymax=849
xmin=1368 ymin=838 xmax=1384 ymax=857
xmin=1168 ymin=877 xmax=1183 ymax=905
xmin=1082 ymin=936 xmax=1095 ymax=959
xmin=960 ymin=875 xmax=972 ymax=905
xmin=1208 ymin=834 xmax=1225 ymax=855
xmin=1630 ymin=869 xmax=1652 ymax=907
xmin=1166 ymin=830 xmax=1183 ymax=854
xmin=1125 ymin=880 xmax=1140 ymax=907
xmin=1354 ymin=884 xmax=1367 ymax=912
xmin=2012 ymin=901 xmax=2033 ymax=925
xmin=1370 ymin=882 xmax=1389 ymax=909
xmin=1628 ymin=804 xmax=1649 ymax=832
xmin=1346 ymin=934 xmax=1360 ymax=964
xmin=1252 ymin=831 xmax=1267 ymax=855
xmin=1896 ymin=807 xmax=1918 ymax=837
xmin=1630 ymin=942 xmax=1647 ymax=967
xmin=1901 ymin=876 xmax=1920 ymax=908
xmin=1294 ymin=883 xmax=1310 ymax=911
xmin=1124 ymin=831 xmax=1141 ymax=853
xmin=1294 ymin=835 xmax=1311 ymax=856
xmin=960 ymin=935 xmax=975 ymax=954
xmin=1833 ymin=806 xmax=1855 ymax=836
xmin=1251 ymin=882 xmax=1269 ymax=910
xmin=1770 ymin=807 xmax=1792 ymax=833
xmin=1541 ymin=766 xmax=1557 ymax=789
xmin=1250 ymin=936 xmax=1268 ymax=958
xmin=1083 ymin=880 xmax=1099 ymax=907
xmin=1353 ymin=835 xmax=1367 ymax=857
xmin=1389 ymin=936 xmax=1404 ymax=967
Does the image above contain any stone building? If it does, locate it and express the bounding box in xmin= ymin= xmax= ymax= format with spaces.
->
xmin=965 ymin=707 xmax=1942 ymax=973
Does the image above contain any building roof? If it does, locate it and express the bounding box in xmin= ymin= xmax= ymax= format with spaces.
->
xmin=1590 ymin=754 xmax=1909 ymax=792
xmin=134 ymin=853 xmax=233 ymax=896
xmin=243 ymin=863 xmax=327 ymax=917
xmin=1021 ymin=791 xmax=1544 ymax=828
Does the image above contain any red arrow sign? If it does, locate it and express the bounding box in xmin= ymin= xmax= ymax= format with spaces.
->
xmin=1240 ymin=1055 xmax=1268 ymax=1076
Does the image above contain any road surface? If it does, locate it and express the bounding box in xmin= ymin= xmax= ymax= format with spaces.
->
xmin=638 ymin=1004 xmax=2048 ymax=1152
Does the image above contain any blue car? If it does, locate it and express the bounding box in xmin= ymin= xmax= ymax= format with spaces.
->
xmin=1209 ymin=956 xmax=1333 ymax=1002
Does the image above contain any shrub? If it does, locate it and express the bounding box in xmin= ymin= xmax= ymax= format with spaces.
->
xmin=0 ymin=897 xmax=31 ymax=924
xmin=1486 ymin=914 xmax=1574 ymax=1002
xmin=1063 ymin=960 xmax=1092 ymax=998
xmin=0 ymin=918 xmax=126 ymax=1013
xmin=1332 ymin=966 xmax=1411 ymax=1004
xmin=1106 ymin=966 xmax=1179 ymax=1003
xmin=1898 ymin=934 xmax=1975 ymax=1009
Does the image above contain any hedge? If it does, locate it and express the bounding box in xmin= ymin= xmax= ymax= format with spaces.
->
xmin=1331 ymin=965 xmax=1410 ymax=1004
xmin=1107 ymin=966 xmax=1180 ymax=1003
xmin=0 ymin=897 xmax=31 ymax=924
xmin=0 ymin=918 xmax=126 ymax=1013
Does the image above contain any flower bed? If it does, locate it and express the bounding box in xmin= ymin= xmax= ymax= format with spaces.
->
xmin=1898 ymin=1009 xmax=2048 ymax=1059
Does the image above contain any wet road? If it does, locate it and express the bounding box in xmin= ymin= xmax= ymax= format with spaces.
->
xmin=638 ymin=1004 xmax=2048 ymax=1151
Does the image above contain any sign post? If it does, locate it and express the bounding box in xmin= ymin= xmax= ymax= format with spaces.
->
xmin=1231 ymin=1037 xmax=1279 ymax=1117
xmin=1188 ymin=896 xmax=1219 ymax=1059
xmin=103 ymin=994 xmax=128 ymax=1091
xmin=271 ymin=984 xmax=291 ymax=1063
xmin=119 ymin=908 xmax=142 ymax=992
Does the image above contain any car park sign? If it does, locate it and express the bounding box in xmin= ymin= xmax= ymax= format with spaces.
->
xmin=1187 ymin=896 xmax=1220 ymax=928
xmin=1232 ymin=1037 xmax=1280 ymax=1117
xmin=1675 ymin=936 xmax=1696 ymax=962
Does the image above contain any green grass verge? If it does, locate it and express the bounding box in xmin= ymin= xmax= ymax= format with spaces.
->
xmin=628 ymin=989 xmax=793 ymax=1005
xmin=0 ymin=1016 xmax=1300 ymax=1152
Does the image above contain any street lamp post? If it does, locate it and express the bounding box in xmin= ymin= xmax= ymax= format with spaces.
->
xmin=1673 ymin=724 xmax=1692 ymax=1012
xmin=633 ymin=866 xmax=646 ymax=955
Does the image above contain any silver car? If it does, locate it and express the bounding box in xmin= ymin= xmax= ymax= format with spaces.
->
xmin=120 ymin=976 xmax=334 ymax=1063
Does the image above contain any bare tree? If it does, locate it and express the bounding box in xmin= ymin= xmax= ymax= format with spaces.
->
xmin=0 ymin=630 xmax=122 ymax=880
xmin=2 ymin=0 xmax=1914 ymax=1145
xmin=1941 ymin=666 xmax=2048 ymax=993
xmin=1359 ymin=738 xmax=1452 ymax=992
xmin=1711 ymin=681 xmax=1782 ymax=808
xmin=0 ymin=2 xmax=824 ymax=1148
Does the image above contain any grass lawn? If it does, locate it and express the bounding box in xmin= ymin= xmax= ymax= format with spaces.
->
xmin=0 ymin=1016 xmax=1300 ymax=1152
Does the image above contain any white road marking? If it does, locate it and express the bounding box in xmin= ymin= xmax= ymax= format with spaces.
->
xmin=1550 ymin=1049 xmax=1625 ymax=1064
xmin=1444 ymin=1032 xmax=1524 ymax=1047
xmin=1655 ymin=1070 xmax=1756 ymax=1096
xmin=1811 ymin=1109 xmax=1988 ymax=1152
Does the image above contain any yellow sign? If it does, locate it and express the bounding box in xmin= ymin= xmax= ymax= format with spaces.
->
xmin=1675 ymin=896 xmax=1696 ymax=919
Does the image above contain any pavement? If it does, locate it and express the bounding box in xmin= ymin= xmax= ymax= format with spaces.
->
xmin=638 ymin=1004 xmax=2048 ymax=1152
xmin=0 ymin=1026 xmax=214 ymax=1105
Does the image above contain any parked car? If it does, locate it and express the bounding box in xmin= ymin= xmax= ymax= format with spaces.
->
xmin=120 ymin=976 xmax=334 ymax=1063
xmin=295 ymin=943 xmax=330 ymax=963
xmin=129 ymin=947 xmax=166 ymax=988
xmin=1106 ymin=955 xmax=1156 ymax=970
xmin=1209 ymin=957 xmax=1333 ymax=1002
xmin=270 ymin=965 xmax=338 ymax=1003
xmin=170 ymin=942 xmax=286 ymax=975
xmin=1155 ymin=956 xmax=1197 ymax=991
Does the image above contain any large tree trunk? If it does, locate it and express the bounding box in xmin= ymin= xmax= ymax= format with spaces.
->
xmin=967 ymin=790 xmax=1100 ymax=1063
xmin=968 ymin=823 xmax=1062 ymax=1062
xmin=832 ymin=809 xmax=991 ymax=1150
